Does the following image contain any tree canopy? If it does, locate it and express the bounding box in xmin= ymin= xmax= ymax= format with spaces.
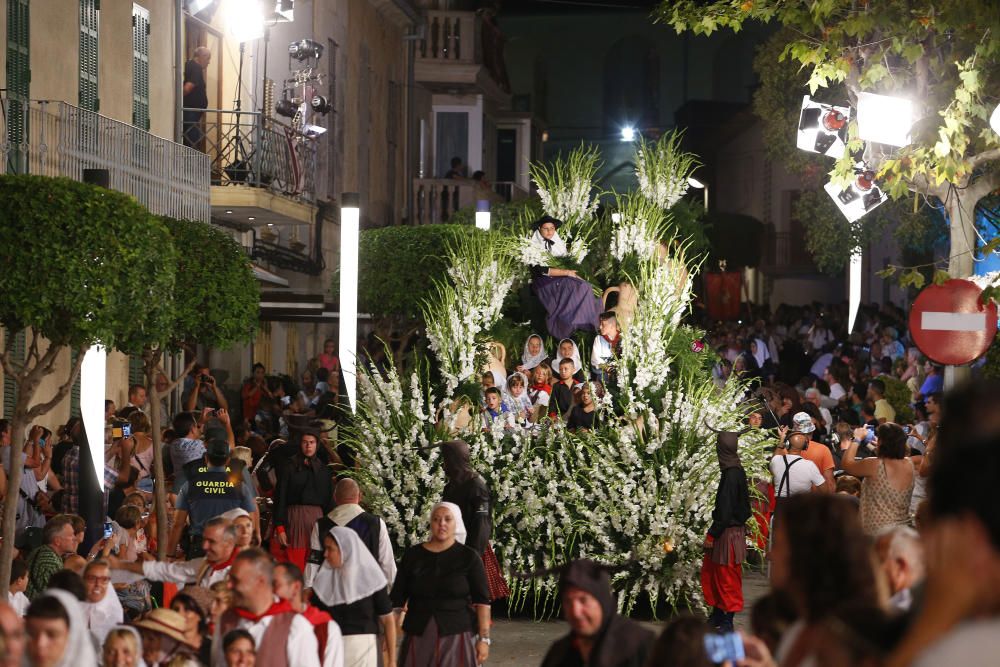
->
xmin=657 ymin=0 xmax=1000 ymax=278
xmin=160 ymin=217 xmax=259 ymax=351
xmin=0 ymin=175 xmax=175 ymax=350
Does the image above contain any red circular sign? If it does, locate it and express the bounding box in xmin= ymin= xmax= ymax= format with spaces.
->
xmin=909 ymin=279 xmax=998 ymax=366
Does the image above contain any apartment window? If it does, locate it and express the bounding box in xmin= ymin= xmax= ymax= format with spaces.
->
xmin=5 ymin=0 xmax=30 ymax=174
xmin=2 ymin=330 xmax=25 ymax=418
xmin=79 ymin=0 xmax=100 ymax=112
xmin=387 ymin=80 xmax=400 ymax=220
xmin=132 ymin=4 xmax=150 ymax=130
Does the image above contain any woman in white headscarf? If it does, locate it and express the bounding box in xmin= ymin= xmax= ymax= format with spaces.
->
xmin=517 ymin=334 xmax=548 ymax=374
xmin=528 ymin=216 xmax=602 ymax=340
xmin=555 ymin=338 xmax=585 ymax=382
xmin=24 ymin=588 xmax=98 ymax=667
xmin=103 ymin=625 xmax=146 ymax=667
xmin=82 ymin=559 xmax=124 ymax=644
xmin=310 ymin=526 xmax=395 ymax=667
xmin=391 ymin=502 xmax=491 ymax=667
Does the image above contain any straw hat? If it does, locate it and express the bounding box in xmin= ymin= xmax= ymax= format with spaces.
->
xmin=134 ymin=608 xmax=197 ymax=648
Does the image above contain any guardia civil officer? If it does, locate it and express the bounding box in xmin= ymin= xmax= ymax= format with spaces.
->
xmin=167 ymin=437 xmax=258 ymax=558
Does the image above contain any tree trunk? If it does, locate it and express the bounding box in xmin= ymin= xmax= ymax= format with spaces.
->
xmin=945 ymin=191 xmax=978 ymax=278
xmin=144 ymin=351 xmax=169 ymax=559
xmin=0 ymin=409 xmax=28 ymax=598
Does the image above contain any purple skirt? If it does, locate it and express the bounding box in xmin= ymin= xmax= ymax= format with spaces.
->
xmin=533 ymin=274 xmax=601 ymax=340
xmin=398 ymin=618 xmax=477 ymax=667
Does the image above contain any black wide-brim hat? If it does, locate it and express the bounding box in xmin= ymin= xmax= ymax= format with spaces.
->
xmin=287 ymin=415 xmax=336 ymax=436
xmin=531 ymin=214 xmax=562 ymax=231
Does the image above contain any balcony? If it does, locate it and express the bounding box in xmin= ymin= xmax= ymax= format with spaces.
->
xmin=412 ymin=178 xmax=528 ymax=224
xmin=184 ymin=108 xmax=318 ymax=230
xmin=416 ymin=10 xmax=511 ymax=101
xmin=2 ymin=99 xmax=209 ymax=221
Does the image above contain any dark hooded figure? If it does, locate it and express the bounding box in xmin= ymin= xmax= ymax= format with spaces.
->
xmin=439 ymin=440 xmax=492 ymax=555
xmin=540 ymin=559 xmax=654 ymax=667
xmin=700 ymin=427 xmax=752 ymax=632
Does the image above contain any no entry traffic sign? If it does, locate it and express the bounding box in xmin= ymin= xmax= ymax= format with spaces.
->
xmin=909 ymin=279 xmax=998 ymax=366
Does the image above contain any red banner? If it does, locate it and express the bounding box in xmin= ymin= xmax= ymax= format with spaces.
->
xmin=705 ymin=272 xmax=742 ymax=321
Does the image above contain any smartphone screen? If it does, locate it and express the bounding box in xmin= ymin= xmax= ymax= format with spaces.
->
xmin=103 ymin=521 xmax=113 ymax=540
xmin=704 ymin=632 xmax=745 ymax=663
xmin=121 ymin=423 xmax=132 ymax=438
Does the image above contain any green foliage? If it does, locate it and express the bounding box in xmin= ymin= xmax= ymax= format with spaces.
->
xmin=795 ymin=190 xmax=888 ymax=274
xmin=160 ymin=218 xmax=258 ymax=350
xmin=357 ymin=224 xmax=478 ymax=321
xmin=981 ymin=333 xmax=1000 ymax=381
xmin=447 ymin=197 xmax=543 ymax=236
xmin=881 ymin=376 xmax=914 ymax=424
xmin=0 ymin=175 xmax=175 ymax=349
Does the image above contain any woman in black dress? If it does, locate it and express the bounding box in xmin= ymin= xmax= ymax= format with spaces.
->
xmin=272 ymin=429 xmax=334 ymax=570
xmin=392 ymin=502 xmax=491 ymax=667
xmin=310 ymin=526 xmax=395 ymax=667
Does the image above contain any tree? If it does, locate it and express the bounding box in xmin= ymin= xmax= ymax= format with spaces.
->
xmin=354 ymin=224 xmax=479 ymax=369
xmin=0 ymin=175 xmax=175 ymax=594
xmin=118 ymin=217 xmax=258 ymax=556
xmin=658 ymin=0 xmax=1000 ymax=278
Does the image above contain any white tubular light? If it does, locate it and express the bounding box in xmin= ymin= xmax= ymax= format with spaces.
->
xmin=991 ymin=103 xmax=1000 ymax=135
xmin=475 ymin=200 xmax=491 ymax=231
xmin=80 ymin=345 xmax=107 ymax=490
xmin=339 ymin=193 xmax=360 ymax=412
xmin=849 ymin=252 xmax=862 ymax=334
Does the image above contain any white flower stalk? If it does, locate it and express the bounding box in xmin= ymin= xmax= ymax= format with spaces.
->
xmin=633 ymin=129 xmax=700 ymax=211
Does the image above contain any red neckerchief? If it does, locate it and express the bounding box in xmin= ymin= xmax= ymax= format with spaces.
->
xmin=210 ymin=548 xmax=240 ymax=572
xmin=302 ymin=605 xmax=332 ymax=627
xmin=602 ymin=333 xmax=620 ymax=346
xmin=530 ymin=382 xmax=551 ymax=393
xmin=234 ymin=599 xmax=295 ymax=622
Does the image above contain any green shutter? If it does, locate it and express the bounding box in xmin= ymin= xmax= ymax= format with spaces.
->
xmin=79 ymin=0 xmax=99 ymax=112
xmin=131 ymin=4 xmax=150 ymax=131
xmin=5 ymin=0 xmax=30 ymax=174
xmin=69 ymin=349 xmax=82 ymax=418
xmin=128 ymin=355 xmax=145 ymax=388
xmin=2 ymin=330 xmax=26 ymax=418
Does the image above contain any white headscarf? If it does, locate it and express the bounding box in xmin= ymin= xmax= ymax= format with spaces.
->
xmin=521 ymin=334 xmax=548 ymax=370
xmin=430 ymin=501 xmax=468 ymax=545
xmin=311 ymin=526 xmax=388 ymax=608
xmin=530 ymin=229 xmax=568 ymax=258
xmin=556 ymin=339 xmax=583 ymax=374
xmin=104 ymin=625 xmax=148 ymax=667
xmin=219 ymin=507 xmax=250 ymax=522
xmin=82 ymin=575 xmax=124 ymax=644
xmin=37 ymin=588 xmax=98 ymax=667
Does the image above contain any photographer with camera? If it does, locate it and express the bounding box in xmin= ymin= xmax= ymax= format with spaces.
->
xmin=184 ymin=364 xmax=229 ymax=414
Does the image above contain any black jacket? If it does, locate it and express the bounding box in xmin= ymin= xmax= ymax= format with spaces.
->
xmin=540 ymin=614 xmax=654 ymax=667
xmin=708 ymin=466 xmax=752 ymax=539
xmin=442 ymin=475 xmax=492 ymax=555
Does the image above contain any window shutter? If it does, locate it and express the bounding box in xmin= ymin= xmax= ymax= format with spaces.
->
xmin=128 ymin=355 xmax=145 ymax=388
xmin=2 ymin=330 xmax=26 ymax=418
xmin=79 ymin=0 xmax=100 ymax=112
xmin=5 ymin=0 xmax=30 ymax=174
xmin=131 ymin=4 xmax=150 ymax=131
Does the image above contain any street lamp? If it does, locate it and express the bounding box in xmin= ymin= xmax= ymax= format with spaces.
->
xmin=475 ymin=200 xmax=491 ymax=231
xmin=688 ymin=176 xmax=708 ymax=211
xmin=339 ymin=193 xmax=360 ymax=413
xmin=620 ymin=126 xmax=635 ymax=142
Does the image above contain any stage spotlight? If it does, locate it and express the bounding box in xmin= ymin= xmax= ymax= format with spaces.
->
xmin=823 ymin=164 xmax=888 ymax=222
xmin=620 ymin=126 xmax=635 ymax=142
xmin=289 ymin=38 xmax=323 ymax=61
xmin=796 ymin=95 xmax=850 ymax=158
xmin=275 ymin=98 xmax=299 ymax=118
xmin=310 ymin=95 xmax=331 ymax=115
xmin=857 ymin=92 xmax=913 ymax=147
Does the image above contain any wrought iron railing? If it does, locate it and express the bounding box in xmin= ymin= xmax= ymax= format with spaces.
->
xmin=2 ymin=99 xmax=210 ymax=221
xmin=185 ymin=107 xmax=317 ymax=203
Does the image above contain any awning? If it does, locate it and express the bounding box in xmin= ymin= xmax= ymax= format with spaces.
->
xmin=259 ymin=289 xmax=371 ymax=323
